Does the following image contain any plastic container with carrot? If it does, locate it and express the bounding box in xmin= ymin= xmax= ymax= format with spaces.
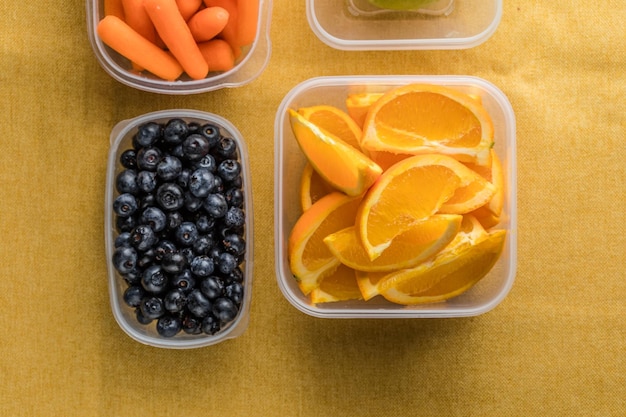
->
xmin=87 ymin=0 xmax=271 ymax=93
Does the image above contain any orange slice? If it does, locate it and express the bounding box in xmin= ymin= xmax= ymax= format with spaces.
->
xmin=360 ymin=84 xmax=495 ymax=165
xmin=288 ymin=192 xmax=362 ymax=294
xmin=309 ymin=263 xmax=363 ymax=304
xmin=299 ymin=163 xmax=336 ymax=211
xmin=355 ymin=154 xmax=480 ymax=260
xmin=381 ymin=229 xmax=506 ymax=305
xmin=437 ymin=168 xmax=496 ymax=214
xmin=345 ymin=92 xmax=385 ymax=129
xmin=355 ymin=214 xmax=486 ymax=300
xmin=324 ymin=214 xmax=462 ymax=272
xmin=297 ymin=105 xmax=363 ymax=151
xmin=466 ymin=149 xmax=505 ymax=228
xmin=288 ymin=109 xmax=383 ymax=196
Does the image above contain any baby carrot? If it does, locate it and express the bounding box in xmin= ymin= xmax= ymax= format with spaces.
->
xmin=203 ymin=0 xmax=238 ymax=49
xmin=104 ymin=0 xmax=125 ymax=19
xmin=175 ymin=0 xmax=203 ymax=21
xmin=187 ymin=7 xmax=230 ymax=43
xmin=235 ymin=0 xmax=259 ymax=46
xmin=97 ymin=15 xmax=184 ymax=81
xmin=197 ymin=39 xmax=235 ymax=72
xmin=121 ymin=0 xmax=158 ymax=44
xmin=143 ymin=0 xmax=209 ymax=80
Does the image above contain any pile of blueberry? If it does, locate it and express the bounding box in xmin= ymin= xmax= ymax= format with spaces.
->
xmin=111 ymin=118 xmax=247 ymax=338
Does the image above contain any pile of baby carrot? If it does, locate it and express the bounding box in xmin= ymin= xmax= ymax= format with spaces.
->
xmin=98 ymin=0 xmax=259 ymax=81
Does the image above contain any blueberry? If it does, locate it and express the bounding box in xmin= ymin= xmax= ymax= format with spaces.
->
xmin=156 ymin=183 xmax=184 ymax=211
xmin=200 ymin=276 xmax=224 ymax=300
xmin=115 ymin=232 xmax=132 ymax=248
xmin=161 ymin=251 xmax=187 ymax=274
xmin=136 ymin=146 xmax=162 ymax=171
xmin=137 ymin=250 xmax=155 ymax=269
xmin=122 ymin=269 xmax=141 ymax=286
xmin=189 ymin=168 xmax=215 ymax=198
xmin=201 ymin=314 xmax=221 ymax=335
xmin=166 ymin=211 xmax=183 ymax=232
xmin=170 ymin=269 xmax=196 ymax=293
xmin=191 ymin=255 xmax=214 ymax=278
xmin=141 ymin=264 xmax=168 ymax=294
xmin=113 ymin=246 xmax=138 ymax=275
xmin=224 ymin=281 xmax=244 ymax=306
xmin=222 ymin=233 xmax=245 ymax=257
xmin=123 ymin=285 xmax=146 ymax=308
xmin=176 ymin=168 xmax=192 ymax=189
xmin=224 ymin=266 xmax=244 ymax=284
xmin=215 ymin=137 xmax=237 ymax=160
xmin=136 ymin=170 xmax=157 ymax=194
xmin=182 ymin=314 xmax=203 ymax=335
xmin=212 ymin=297 xmax=238 ymax=324
xmin=181 ymin=247 xmax=195 ymax=264
xmin=164 ymin=288 xmax=187 ymax=313
xmin=157 ymin=155 xmax=182 ymax=181
xmin=193 ymin=154 xmax=217 ymax=172
xmin=192 ymin=234 xmax=214 ymax=255
xmin=156 ymin=315 xmax=182 ymax=337
xmin=212 ymin=175 xmax=224 ymax=193
xmin=186 ymin=289 xmax=212 ymax=318
xmin=184 ymin=192 xmax=203 ymax=213
xmin=203 ymin=193 xmax=228 ymax=218
xmin=217 ymin=252 xmax=238 ymax=274
xmin=130 ymin=224 xmax=158 ymax=251
xmin=134 ymin=122 xmax=161 ymax=148
xmin=217 ymin=159 xmax=241 ymax=183
xmin=225 ymin=187 xmax=244 ymax=208
xmin=154 ymin=239 xmax=176 ymax=261
xmin=140 ymin=206 xmax=167 ymax=233
xmin=199 ymin=123 xmax=221 ymax=148
xmin=116 ymin=215 xmax=136 ymax=233
xmin=175 ymin=222 xmax=198 ymax=247
xmin=187 ymin=121 xmax=202 ymax=133
xmin=140 ymin=296 xmax=165 ymax=320
xmin=120 ymin=149 xmax=137 ymax=169
xmin=116 ymin=169 xmax=138 ymax=194
xmin=195 ymin=215 xmax=215 ymax=233
xmin=163 ymin=118 xmax=188 ymax=145
xmin=224 ymin=207 xmax=245 ymax=229
xmin=135 ymin=307 xmax=153 ymax=325
xmin=138 ymin=193 xmax=156 ymax=209
xmin=182 ymin=133 xmax=210 ymax=162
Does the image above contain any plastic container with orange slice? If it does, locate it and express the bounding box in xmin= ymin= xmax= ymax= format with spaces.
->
xmin=274 ymin=75 xmax=517 ymax=318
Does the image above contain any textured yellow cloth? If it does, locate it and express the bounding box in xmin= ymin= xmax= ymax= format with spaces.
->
xmin=1 ymin=1 xmax=625 ymax=416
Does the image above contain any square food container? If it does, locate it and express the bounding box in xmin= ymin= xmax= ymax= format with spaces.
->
xmin=274 ymin=75 xmax=517 ymax=318
xmin=105 ymin=110 xmax=254 ymax=348
xmin=86 ymin=0 xmax=272 ymax=94
xmin=307 ymin=0 xmax=502 ymax=50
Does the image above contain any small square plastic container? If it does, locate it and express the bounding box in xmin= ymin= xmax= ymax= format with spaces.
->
xmin=105 ymin=110 xmax=253 ymax=348
xmin=274 ymin=75 xmax=516 ymax=318
xmin=86 ymin=0 xmax=272 ymax=94
xmin=307 ymin=0 xmax=502 ymax=50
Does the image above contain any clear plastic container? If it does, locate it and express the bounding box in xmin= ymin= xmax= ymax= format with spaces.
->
xmin=307 ymin=0 xmax=502 ymax=50
xmin=105 ymin=110 xmax=254 ymax=348
xmin=274 ymin=75 xmax=516 ymax=318
xmin=86 ymin=0 xmax=272 ymax=94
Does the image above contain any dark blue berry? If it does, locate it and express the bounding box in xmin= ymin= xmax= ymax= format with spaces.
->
xmin=216 ymin=137 xmax=237 ymax=160
xmin=186 ymin=289 xmax=212 ymax=318
xmin=189 ymin=168 xmax=215 ymax=198
xmin=113 ymin=246 xmax=138 ymax=275
xmin=136 ymin=146 xmax=162 ymax=171
xmin=166 ymin=211 xmax=183 ymax=232
xmin=222 ymin=233 xmax=245 ymax=257
xmin=164 ymin=288 xmax=187 ymax=313
xmin=116 ymin=215 xmax=136 ymax=233
xmin=200 ymin=276 xmax=224 ymax=300
xmin=182 ymin=133 xmax=210 ymax=162
xmin=193 ymin=154 xmax=217 ymax=172
xmin=163 ymin=118 xmax=188 ymax=145
xmin=203 ymin=193 xmax=228 ymax=218
xmin=212 ymin=297 xmax=238 ymax=324
xmin=138 ymin=193 xmax=156 ymax=209
xmin=182 ymin=314 xmax=203 ymax=334
xmin=199 ymin=123 xmax=221 ymax=149
xmin=217 ymin=159 xmax=241 ymax=182
xmin=225 ymin=281 xmax=244 ymax=306
xmin=134 ymin=122 xmax=161 ymax=148
xmin=161 ymin=251 xmax=187 ymax=274
xmin=201 ymin=314 xmax=221 ymax=335
xmin=116 ymin=169 xmax=139 ymax=194
xmin=175 ymin=222 xmax=198 ymax=246
xmin=154 ymin=239 xmax=176 ymax=261
xmin=171 ymin=269 xmax=196 ymax=293
xmin=130 ymin=224 xmax=158 ymax=251
xmin=176 ymin=168 xmax=192 ymax=188
xmin=195 ymin=215 xmax=215 ymax=233
xmin=115 ymin=232 xmax=132 ymax=248
xmin=225 ymin=187 xmax=244 ymax=208
xmin=123 ymin=285 xmax=146 ymax=308
xmin=135 ymin=307 xmax=153 ymax=325
xmin=141 ymin=264 xmax=168 ymax=294
xmin=140 ymin=296 xmax=165 ymax=320
xmin=217 ymin=252 xmax=238 ymax=274
xmin=190 ymin=255 xmax=214 ymax=278
xmin=156 ymin=315 xmax=182 ymax=337
xmin=136 ymin=171 xmax=157 ymax=193
xmin=224 ymin=207 xmax=245 ymax=229
xmin=120 ymin=149 xmax=137 ymax=169
xmin=140 ymin=206 xmax=167 ymax=232
xmin=156 ymin=183 xmax=184 ymax=211
xmin=224 ymin=267 xmax=244 ymax=284
xmin=192 ymin=234 xmax=214 ymax=255
xmin=157 ymin=155 xmax=182 ymax=181
xmin=184 ymin=192 xmax=204 ymax=213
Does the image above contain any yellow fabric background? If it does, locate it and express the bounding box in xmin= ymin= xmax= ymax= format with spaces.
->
xmin=1 ymin=0 xmax=625 ymax=415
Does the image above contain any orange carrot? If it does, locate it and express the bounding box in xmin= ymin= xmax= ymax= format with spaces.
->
xmin=197 ymin=39 xmax=235 ymax=72
xmin=203 ymin=0 xmax=238 ymax=49
xmin=97 ymin=15 xmax=184 ymax=81
xmin=187 ymin=7 xmax=230 ymax=43
xmin=143 ymin=0 xmax=209 ymax=80
xmin=175 ymin=0 xmax=203 ymax=21
xmin=235 ymin=0 xmax=259 ymax=46
xmin=122 ymin=0 xmax=158 ymax=44
xmin=104 ymin=0 xmax=125 ymax=19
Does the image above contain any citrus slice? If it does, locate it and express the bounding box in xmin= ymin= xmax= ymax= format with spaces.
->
xmin=381 ymin=229 xmax=506 ymax=305
xmin=288 ymin=109 xmax=383 ymax=196
xmin=355 ymin=154 xmax=480 ymax=260
xmin=345 ymin=92 xmax=384 ymax=129
xmin=309 ymin=263 xmax=363 ymax=304
xmin=360 ymin=83 xmax=495 ymax=165
xmin=437 ymin=169 xmax=496 ymax=214
xmin=299 ymin=163 xmax=336 ymax=211
xmin=297 ymin=105 xmax=363 ymax=151
xmin=288 ymin=192 xmax=362 ymax=294
xmin=466 ymin=149 xmax=505 ymax=228
xmin=324 ymin=214 xmax=462 ymax=272
xmin=355 ymin=214 xmax=486 ymax=300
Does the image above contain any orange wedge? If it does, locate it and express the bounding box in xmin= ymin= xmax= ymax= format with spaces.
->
xmin=324 ymin=214 xmax=462 ymax=272
xmin=355 ymin=154 xmax=481 ymax=260
xmin=309 ymin=263 xmax=363 ymax=304
xmin=345 ymin=92 xmax=384 ymax=129
xmin=288 ymin=109 xmax=383 ymax=196
xmin=288 ymin=192 xmax=362 ymax=295
xmin=437 ymin=169 xmax=496 ymax=214
xmin=466 ymin=149 xmax=505 ymax=228
xmin=381 ymin=229 xmax=506 ymax=305
xmin=360 ymin=84 xmax=495 ymax=165
xmin=299 ymin=163 xmax=336 ymax=211
xmin=297 ymin=105 xmax=363 ymax=151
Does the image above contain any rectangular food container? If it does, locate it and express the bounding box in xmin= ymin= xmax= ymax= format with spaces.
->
xmin=274 ymin=75 xmax=516 ymax=318
xmin=307 ymin=0 xmax=502 ymax=50
xmin=87 ymin=0 xmax=272 ymax=94
xmin=105 ymin=110 xmax=254 ymax=348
